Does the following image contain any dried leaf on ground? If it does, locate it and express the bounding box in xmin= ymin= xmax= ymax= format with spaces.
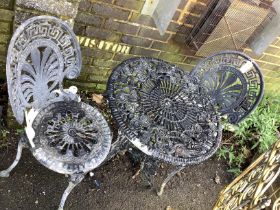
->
xmin=92 ymin=94 xmax=103 ymax=104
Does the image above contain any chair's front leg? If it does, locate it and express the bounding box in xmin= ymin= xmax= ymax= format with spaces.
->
xmin=58 ymin=173 xmax=85 ymax=210
xmin=0 ymin=134 xmax=28 ymax=177
xmin=157 ymin=166 xmax=185 ymax=196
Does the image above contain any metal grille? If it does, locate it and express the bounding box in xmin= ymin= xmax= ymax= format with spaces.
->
xmin=185 ymin=0 xmax=275 ymax=57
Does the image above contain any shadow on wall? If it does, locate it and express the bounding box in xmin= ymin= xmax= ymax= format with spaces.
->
xmin=172 ymin=0 xmax=231 ymax=56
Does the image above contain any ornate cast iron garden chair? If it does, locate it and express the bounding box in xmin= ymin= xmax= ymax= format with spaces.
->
xmin=0 ymin=16 xmax=112 ymax=210
xmin=107 ymin=51 xmax=264 ymax=195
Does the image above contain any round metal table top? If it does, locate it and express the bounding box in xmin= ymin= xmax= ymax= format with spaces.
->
xmin=31 ymin=100 xmax=111 ymax=174
xmin=107 ymin=57 xmax=222 ymax=166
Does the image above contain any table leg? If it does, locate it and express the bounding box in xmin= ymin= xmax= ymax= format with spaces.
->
xmin=142 ymin=156 xmax=159 ymax=188
xmin=157 ymin=166 xmax=185 ymax=196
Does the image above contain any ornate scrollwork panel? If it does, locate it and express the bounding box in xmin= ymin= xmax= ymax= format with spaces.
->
xmin=31 ymin=101 xmax=111 ymax=174
xmin=190 ymin=51 xmax=264 ymax=124
xmin=6 ymin=16 xmax=82 ymax=124
xmin=107 ymin=57 xmax=222 ymax=166
xmin=214 ymin=139 xmax=280 ymax=209
xmin=273 ymin=197 xmax=280 ymax=210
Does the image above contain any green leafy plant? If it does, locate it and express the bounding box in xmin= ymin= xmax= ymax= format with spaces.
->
xmin=217 ymin=93 xmax=280 ymax=176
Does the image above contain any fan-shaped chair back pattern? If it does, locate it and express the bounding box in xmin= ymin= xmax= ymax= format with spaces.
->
xmin=6 ymin=16 xmax=82 ymax=124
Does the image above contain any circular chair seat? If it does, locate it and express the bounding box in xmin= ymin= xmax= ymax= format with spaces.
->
xmin=30 ymin=100 xmax=111 ymax=174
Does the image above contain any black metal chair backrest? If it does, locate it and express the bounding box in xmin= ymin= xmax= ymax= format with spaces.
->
xmin=190 ymin=51 xmax=264 ymax=124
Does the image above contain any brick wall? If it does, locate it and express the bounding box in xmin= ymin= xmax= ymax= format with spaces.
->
xmin=245 ymin=41 xmax=280 ymax=94
xmin=72 ymin=0 xmax=203 ymax=92
xmin=0 ymin=0 xmax=279 ymax=94
xmin=0 ymin=0 xmax=14 ymax=80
